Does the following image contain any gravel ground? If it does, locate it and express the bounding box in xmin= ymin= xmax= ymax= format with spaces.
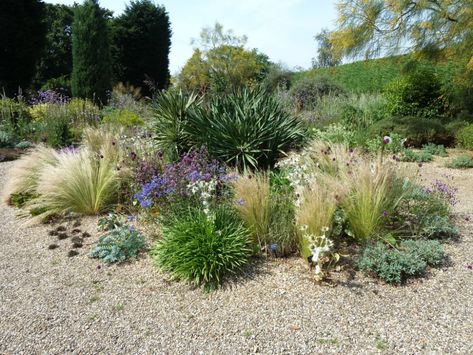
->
xmin=1 ymin=157 xmax=473 ymax=354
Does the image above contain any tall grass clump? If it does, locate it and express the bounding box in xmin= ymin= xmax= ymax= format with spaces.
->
xmin=3 ymin=146 xmax=58 ymax=205
xmin=153 ymin=205 xmax=252 ymax=290
xmin=5 ymin=127 xmax=126 ymax=218
xmin=233 ymin=174 xmax=270 ymax=249
xmin=233 ymin=172 xmax=298 ymax=255
xmin=341 ymin=160 xmax=405 ymax=241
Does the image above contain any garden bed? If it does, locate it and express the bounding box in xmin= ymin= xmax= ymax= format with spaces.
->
xmin=1 ymin=159 xmax=472 ymax=353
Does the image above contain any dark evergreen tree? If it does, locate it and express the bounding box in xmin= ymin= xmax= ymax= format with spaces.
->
xmin=71 ymin=0 xmax=111 ymax=103
xmin=112 ymin=0 xmax=171 ymax=96
xmin=34 ymin=4 xmax=74 ymax=92
xmin=0 ymin=0 xmax=46 ymax=96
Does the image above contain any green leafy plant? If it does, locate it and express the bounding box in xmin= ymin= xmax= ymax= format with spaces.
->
xmin=446 ymin=154 xmax=473 ymax=169
xmin=422 ymin=143 xmax=447 ymax=157
xmin=455 ymin=124 xmax=473 ymax=149
xmin=420 ymin=215 xmax=459 ymax=239
xmin=188 ymin=87 xmax=305 ymax=171
xmin=90 ymin=225 xmax=145 ymax=263
xmin=153 ymin=205 xmax=252 ymax=290
xmin=289 ymin=75 xmax=345 ymax=111
xmin=357 ymin=240 xmax=444 ymax=284
xmin=102 ymin=109 xmax=144 ymax=127
xmin=97 ymin=212 xmax=126 ymax=231
xmin=400 ymin=149 xmax=433 ymax=163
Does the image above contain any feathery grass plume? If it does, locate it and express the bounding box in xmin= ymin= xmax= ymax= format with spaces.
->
xmin=305 ymin=140 xmax=358 ymax=177
xmin=2 ymin=146 xmax=58 ymax=205
xmin=233 ymin=173 xmax=270 ymax=249
xmin=340 ymin=159 xmax=406 ymax=241
xmin=28 ymin=127 xmax=126 ymax=218
xmin=31 ymin=147 xmax=120 ymax=217
xmin=296 ymin=177 xmax=339 ymax=259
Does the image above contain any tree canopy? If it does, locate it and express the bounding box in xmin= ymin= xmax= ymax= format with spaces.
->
xmin=331 ymin=0 xmax=473 ymax=68
xmin=312 ymin=28 xmax=341 ymax=69
xmin=111 ymin=0 xmax=171 ymax=96
xmin=0 ymin=0 xmax=46 ymax=95
xmin=71 ymin=0 xmax=111 ymax=103
xmin=178 ymin=23 xmax=270 ymax=94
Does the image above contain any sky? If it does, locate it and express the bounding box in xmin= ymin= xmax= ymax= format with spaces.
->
xmin=43 ymin=0 xmax=338 ymax=74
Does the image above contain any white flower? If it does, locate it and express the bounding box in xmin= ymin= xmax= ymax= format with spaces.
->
xmin=314 ymin=265 xmax=321 ymax=274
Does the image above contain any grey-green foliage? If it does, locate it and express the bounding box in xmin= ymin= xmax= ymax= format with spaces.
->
xmin=446 ymin=155 xmax=473 ymax=169
xmin=422 ymin=143 xmax=447 ymax=157
xmin=153 ymin=205 xmax=252 ymax=290
xmin=400 ymin=149 xmax=432 ymax=163
xmin=357 ymin=240 xmax=444 ymax=284
xmin=90 ymin=218 xmax=145 ymax=264
xmin=290 ymin=75 xmax=345 ymax=111
xmin=420 ymin=215 xmax=459 ymax=239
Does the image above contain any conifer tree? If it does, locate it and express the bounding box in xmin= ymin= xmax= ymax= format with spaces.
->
xmin=71 ymin=0 xmax=111 ymax=103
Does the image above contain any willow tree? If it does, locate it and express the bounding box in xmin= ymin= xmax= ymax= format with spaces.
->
xmin=330 ymin=0 xmax=473 ymax=67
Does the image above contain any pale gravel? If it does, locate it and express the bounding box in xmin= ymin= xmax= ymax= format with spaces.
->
xmin=1 ymin=157 xmax=473 ymax=354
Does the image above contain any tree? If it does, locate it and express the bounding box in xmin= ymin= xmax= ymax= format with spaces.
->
xmin=312 ymin=28 xmax=341 ymax=69
xmin=330 ymin=0 xmax=473 ymax=67
xmin=111 ymin=0 xmax=171 ymax=96
xmin=178 ymin=23 xmax=269 ymax=94
xmin=0 ymin=0 xmax=46 ymax=96
xmin=34 ymin=4 xmax=74 ymax=91
xmin=71 ymin=0 xmax=111 ymax=103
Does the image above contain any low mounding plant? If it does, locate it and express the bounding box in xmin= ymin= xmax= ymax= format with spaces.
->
xmin=151 ymin=90 xmax=201 ymax=160
xmin=357 ymin=240 xmax=444 ymax=284
xmin=456 ymin=124 xmax=473 ymax=150
xmin=446 ymin=154 xmax=473 ymax=169
xmin=188 ymin=87 xmax=305 ymax=171
xmin=153 ymin=205 xmax=252 ymax=290
xmin=91 ymin=214 xmax=145 ymax=264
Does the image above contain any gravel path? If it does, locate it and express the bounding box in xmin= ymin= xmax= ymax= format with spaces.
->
xmin=1 ymin=158 xmax=473 ymax=354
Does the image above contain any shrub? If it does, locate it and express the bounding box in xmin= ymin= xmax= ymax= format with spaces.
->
xmin=188 ymin=87 xmax=305 ymax=171
xmin=446 ymin=155 xmax=473 ymax=169
xmin=369 ymin=116 xmax=453 ymax=147
xmin=384 ymin=66 xmax=444 ymax=118
xmin=290 ymin=75 xmax=345 ymax=111
xmin=102 ymin=109 xmax=144 ymax=127
xmin=14 ymin=141 xmax=33 ymax=150
xmin=65 ymin=98 xmax=101 ymax=126
xmin=153 ymin=205 xmax=252 ymax=289
xmin=90 ymin=225 xmax=145 ymax=264
xmin=420 ymin=215 xmax=459 ymax=239
xmin=357 ymin=240 xmax=444 ymax=284
xmin=422 ymin=143 xmax=447 ymax=157
xmin=400 ymin=149 xmax=433 ymax=163
xmin=456 ymin=124 xmax=473 ymax=150
xmin=151 ymin=90 xmax=201 ymax=160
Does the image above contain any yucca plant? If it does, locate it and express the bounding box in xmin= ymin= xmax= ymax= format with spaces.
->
xmin=188 ymin=87 xmax=305 ymax=171
xmin=151 ymin=90 xmax=202 ymax=160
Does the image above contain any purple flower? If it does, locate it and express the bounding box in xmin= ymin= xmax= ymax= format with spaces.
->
xmin=383 ymin=136 xmax=392 ymax=145
xmin=236 ymin=198 xmax=245 ymax=206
